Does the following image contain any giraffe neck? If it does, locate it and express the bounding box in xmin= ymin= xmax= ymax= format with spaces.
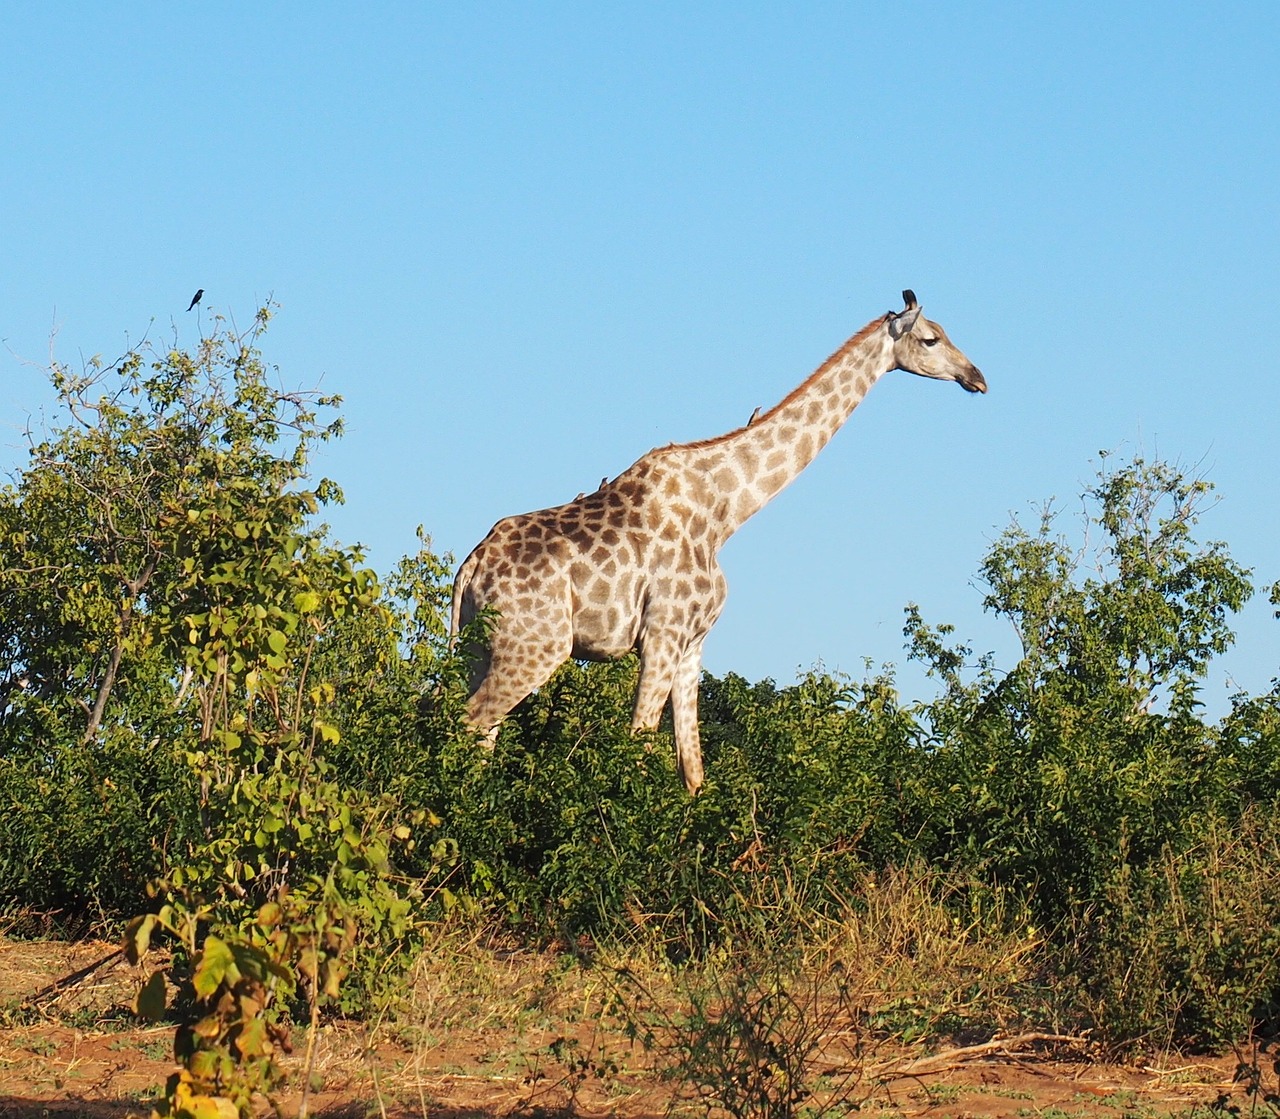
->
xmin=673 ymin=315 xmax=894 ymax=541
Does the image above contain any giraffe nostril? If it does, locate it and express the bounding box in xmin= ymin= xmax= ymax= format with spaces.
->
xmin=962 ymin=367 xmax=988 ymax=394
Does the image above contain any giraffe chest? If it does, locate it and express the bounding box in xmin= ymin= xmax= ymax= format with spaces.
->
xmin=566 ymin=531 xmax=667 ymax=657
xmin=567 ymin=526 xmax=723 ymax=659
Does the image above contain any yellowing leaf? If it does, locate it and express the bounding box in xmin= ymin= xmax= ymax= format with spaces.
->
xmin=257 ymin=901 xmax=282 ymax=929
xmin=134 ymin=969 xmax=168 ymax=1022
xmin=235 ymin=1016 xmax=270 ymax=1059
xmin=184 ymin=1093 xmax=240 ymax=1119
xmin=320 ymin=958 xmax=346 ymax=999
xmin=193 ymin=1013 xmax=222 ymax=1039
xmin=190 ymin=1049 xmax=221 ymax=1082
xmin=123 ymin=912 xmax=156 ymax=964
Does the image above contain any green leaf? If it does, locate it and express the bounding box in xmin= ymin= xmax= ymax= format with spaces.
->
xmin=294 ymin=590 xmax=322 ymax=613
xmin=193 ymin=935 xmax=234 ymax=1000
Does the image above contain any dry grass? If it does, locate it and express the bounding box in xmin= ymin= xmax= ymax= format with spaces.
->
xmin=0 ymin=892 xmax=1257 ymax=1119
xmin=828 ymin=862 xmax=1043 ymax=1038
xmin=348 ymin=861 xmax=1047 ymax=1118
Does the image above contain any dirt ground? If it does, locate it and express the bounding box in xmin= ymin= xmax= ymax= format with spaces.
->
xmin=0 ymin=934 xmax=1261 ymax=1119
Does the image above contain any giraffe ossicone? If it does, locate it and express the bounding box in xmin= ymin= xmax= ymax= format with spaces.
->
xmin=450 ymin=290 xmax=986 ymax=794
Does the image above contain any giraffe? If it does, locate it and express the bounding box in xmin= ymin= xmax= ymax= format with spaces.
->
xmin=450 ymin=291 xmax=986 ymax=793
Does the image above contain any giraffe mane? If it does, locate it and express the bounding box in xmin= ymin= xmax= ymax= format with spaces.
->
xmin=658 ymin=313 xmax=891 ymax=454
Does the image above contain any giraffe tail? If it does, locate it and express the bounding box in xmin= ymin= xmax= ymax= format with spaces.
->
xmin=449 ymin=549 xmax=481 ymax=638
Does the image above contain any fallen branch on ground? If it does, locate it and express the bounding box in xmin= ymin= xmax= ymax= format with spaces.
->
xmin=874 ymin=1032 xmax=1092 ymax=1078
xmin=25 ymin=948 xmax=124 ymax=1009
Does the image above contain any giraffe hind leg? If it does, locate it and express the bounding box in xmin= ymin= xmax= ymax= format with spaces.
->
xmin=632 ymin=636 xmax=706 ymax=794
xmin=464 ymin=633 xmax=571 ymax=744
xmin=669 ymin=642 xmax=706 ymax=795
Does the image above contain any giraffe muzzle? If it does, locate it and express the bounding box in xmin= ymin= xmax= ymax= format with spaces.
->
xmin=959 ymin=366 xmax=987 ymax=394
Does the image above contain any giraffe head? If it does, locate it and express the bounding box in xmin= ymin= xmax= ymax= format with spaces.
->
xmin=887 ymin=290 xmax=987 ymax=394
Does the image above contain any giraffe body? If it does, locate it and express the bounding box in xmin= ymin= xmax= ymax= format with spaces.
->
xmin=451 ymin=292 xmax=986 ymax=793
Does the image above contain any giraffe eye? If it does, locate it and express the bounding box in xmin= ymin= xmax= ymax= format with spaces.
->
xmin=921 ymin=336 xmax=941 ymax=347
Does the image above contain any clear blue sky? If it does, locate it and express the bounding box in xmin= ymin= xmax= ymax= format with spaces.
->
xmin=3 ymin=3 xmax=1278 ymax=714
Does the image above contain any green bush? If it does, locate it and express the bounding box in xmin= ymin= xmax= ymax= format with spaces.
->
xmin=1049 ymin=809 xmax=1280 ymax=1048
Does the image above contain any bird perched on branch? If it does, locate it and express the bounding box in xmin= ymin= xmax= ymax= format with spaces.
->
xmin=186 ymin=289 xmax=204 ymax=312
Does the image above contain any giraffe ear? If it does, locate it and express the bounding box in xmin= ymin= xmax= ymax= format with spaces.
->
xmin=888 ymin=305 xmax=922 ymax=338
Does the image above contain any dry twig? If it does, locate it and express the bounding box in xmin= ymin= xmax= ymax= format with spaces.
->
xmin=874 ymin=1032 xmax=1091 ymax=1078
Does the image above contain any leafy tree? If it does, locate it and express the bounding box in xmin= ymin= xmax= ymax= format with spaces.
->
xmin=0 ymin=305 xmax=453 ymax=1115
xmin=905 ymin=455 xmax=1254 ymax=913
xmin=0 ymin=305 xmax=348 ymax=915
xmin=0 ymin=306 xmax=342 ymax=742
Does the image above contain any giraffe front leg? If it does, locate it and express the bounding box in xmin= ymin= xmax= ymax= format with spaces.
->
xmin=630 ymin=639 xmax=679 ymax=733
xmin=669 ymin=640 xmax=706 ymax=795
xmin=631 ymin=636 xmax=706 ymax=795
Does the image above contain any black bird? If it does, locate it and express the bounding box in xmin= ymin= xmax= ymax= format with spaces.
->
xmin=186 ymin=289 xmax=204 ymax=311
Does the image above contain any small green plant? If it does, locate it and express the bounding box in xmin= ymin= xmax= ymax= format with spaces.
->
xmin=26 ymin=1036 xmax=58 ymax=1057
xmin=547 ymin=1034 xmax=616 ymax=1101
xmin=619 ymin=944 xmax=867 ymax=1119
xmin=922 ymin=1083 xmax=963 ymax=1104
xmin=526 ymin=1033 xmax=621 ymax=1111
xmin=128 ymin=904 xmax=297 ymax=1118
xmin=125 ymin=636 xmax=444 ymax=1119
xmin=140 ymin=1038 xmax=174 ymax=1062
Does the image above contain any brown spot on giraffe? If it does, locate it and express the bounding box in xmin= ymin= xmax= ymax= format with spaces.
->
xmin=450 ymin=291 xmax=986 ymax=794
